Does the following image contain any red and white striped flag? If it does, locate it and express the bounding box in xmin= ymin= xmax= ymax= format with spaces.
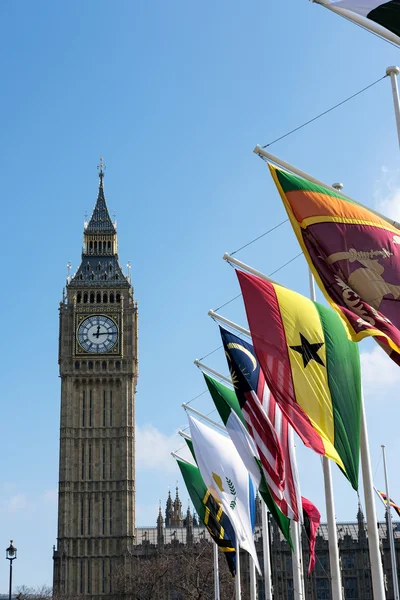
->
xmin=220 ymin=327 xmax=301 ymax=522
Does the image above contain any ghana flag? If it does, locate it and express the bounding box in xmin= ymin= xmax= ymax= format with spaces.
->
xmin=326 ymin=0 xmax=400 ymax=43
xmin=269 ymin=164 xmax=400 ymax=365
xmin=237 ymin=269 xmax=361 ymax=490
xmin=177 ymin=458 xmax=237 ymax=577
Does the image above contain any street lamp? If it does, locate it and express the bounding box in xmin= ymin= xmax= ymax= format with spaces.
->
xmin=6 ymin=540 xmax=17 ymax=600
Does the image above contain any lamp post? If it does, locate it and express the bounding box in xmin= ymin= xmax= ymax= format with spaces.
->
xmin=6 ymin=540 xmax=17 ymax=600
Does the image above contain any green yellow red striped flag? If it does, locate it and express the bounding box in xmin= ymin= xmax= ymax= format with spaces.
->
xmin=376 ymin=489 xmax=400 ymax=517
xmin=237 ymin=270 xmax=361 ymax=490
xmin=269 ymin=164 xmax=400 ymax=365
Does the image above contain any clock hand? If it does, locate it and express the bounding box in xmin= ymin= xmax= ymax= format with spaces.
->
xmin=94 ymin=325 xmax=101 ymax=338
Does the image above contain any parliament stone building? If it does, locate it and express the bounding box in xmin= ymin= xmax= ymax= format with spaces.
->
xmin=52 ymin=165 xmax=400 ymax=599
xmin=137 ymin=489 xmax=400 ymax=600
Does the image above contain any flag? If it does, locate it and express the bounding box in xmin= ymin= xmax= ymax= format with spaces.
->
xmin=376 ymin=489 xmax=400 ymax=517
xmin=188 ymin=415 xmax=261 ymax=572
xmin=218 ymin=328 xmax=302 ymax=523
xmin=326 ymin=0 xmax=400 ymax=42
xmin=269 ymin=163 xmax=400 ymax=365
xmin=176 ymin=458 xmax=237 ymax=577
xmin=204 ymin=373 xmax=293 ymax=546
xmin=302 ymin=497 xmax=321 ymax=574
xmin=237 ymin=269 xmax=361 ymax=490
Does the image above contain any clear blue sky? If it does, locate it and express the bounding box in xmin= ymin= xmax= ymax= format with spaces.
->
xmin=1 ymin=0 xmax=400 ymax=589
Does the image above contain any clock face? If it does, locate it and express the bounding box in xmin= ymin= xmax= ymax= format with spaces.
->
xmin=77 ymin=315 xmax=118 ymax=353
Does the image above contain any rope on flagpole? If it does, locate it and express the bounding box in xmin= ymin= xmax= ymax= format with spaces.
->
xmin=261 ymin=74 xmax=387 ymax=148
xmin=230 ymin=219 xmax=289 ymax=255
xmin=213 ymin=252 xmax=303 ymax=312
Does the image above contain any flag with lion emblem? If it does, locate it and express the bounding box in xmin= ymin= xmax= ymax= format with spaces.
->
xmin=269 ymin=164 xmax=400 ymax=365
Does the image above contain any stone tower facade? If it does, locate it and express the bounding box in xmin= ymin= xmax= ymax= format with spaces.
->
xmin=53 ymin=162 xmax=138 ymax=598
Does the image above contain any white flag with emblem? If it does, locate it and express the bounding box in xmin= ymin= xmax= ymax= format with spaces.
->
xmin=188 ymin=414 xmax=261 ymax=573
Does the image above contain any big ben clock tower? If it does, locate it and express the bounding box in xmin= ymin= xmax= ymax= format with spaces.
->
xmin=53 ymin=160 xmax=138 ymax=598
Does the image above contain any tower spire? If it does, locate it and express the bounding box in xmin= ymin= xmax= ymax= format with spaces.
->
xmin=97 ymin=156 xmax=106 ymax=187
xmin=68 ymin=163 xmax=130 ymax=287
xmin=85 ymin=158 xmax=115 ymax=235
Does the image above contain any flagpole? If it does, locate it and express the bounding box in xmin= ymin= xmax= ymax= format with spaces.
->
xmin=252 ymin=145 xmax=400 ymax=229
xmin=182 ymin=404 xmax=226 ymax=432
xmin=381 ymin=444 xmax=399 ymax=600
xmin=308 ymin=270 xmax=343 ymax=600
xmin=360 ymin=395 xmax=387 ymax=600
xmin=261 ymin=503 xmax=273 ymax=600
xmin=291 ymin=520 xmax=304 ymax=600
xmin=171 ymin=451 xmax=193 ymax=465
xmin=194 ymin=359 xmax=233 ymax=384
xmin=386 ymin=66 xmax=400 ymax=151
xmin=208 ymin=310 xmax=252 ymax=337
xmin=213 ymin=543 xmax=221 ymax=600
xmin=235 ymin=542 xmax=241 ymax=599
xmin=250 ymin=557 xmax=257 ymax=600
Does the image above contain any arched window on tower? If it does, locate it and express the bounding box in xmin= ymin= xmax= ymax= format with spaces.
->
xmin=77 ymin=292 xmax=82 ymax=303
xmin=116 ymin=293 xmax=121 ymax=303
xmin=102 ymin=361 xmax=107 ymax=371
xmin=103 ymin=241 xmax=106 ymax=252
xmin=94 ymin=241 xmax=97 ymax=252
xmin=88 ymin=361 xmax=93 ymax=370
xmin=103 ymin=293 xmax=108 ymax=303
xmin=96 ymin=293 xmax=101 ymax=303
xmin=115 ymin=361 xmax=121 ymax=371
xmin=108 ymin=241 xmax=111 ymax=252
xmin=89 ymin=241 xmax=93 ymax=253
xmin=110 ymin=293 xmax=114 ymax=304
xmin=75 ymin=361 xmax=80 ymax=370
xmin=90 ymin=293 xmax=94 ymax=303
xmin=83 ymin=293 xmax=88 ymax=304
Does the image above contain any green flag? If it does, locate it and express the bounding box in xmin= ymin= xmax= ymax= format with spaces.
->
xmin=176 ymin=458 xmax=237 ymax=577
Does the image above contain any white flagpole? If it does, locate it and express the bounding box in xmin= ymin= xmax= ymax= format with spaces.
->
xmin=291 ymin=520 xmax=304 ymax=600
xmin=252 ymin=145 xmax=400 ymax=229
xmin=182 ymin=404 xmax=226 ymax=432
xmin=235 ymin=542 xmax=242 ymax=599
xmin=171 ymin=451 xmax=193 ymax=465
xmin=250 ymin=557 xmax=257 ymax=600
xmin=308 ymin=270 xmax=343 ymax=600
xmin=360 ymin=396 xmax=387 ymax=600
xmin=382 ymin=445 xmax=399 ymax=600
xmin=386 ymin=66 xmax=400 ymax=151
xmin=261 ymin=503 xmax=273 ymax=600
xmin=213 ymin=543 xmax=221 ymax=600
xmin=194 ymin=359 xmax=232 ymax=384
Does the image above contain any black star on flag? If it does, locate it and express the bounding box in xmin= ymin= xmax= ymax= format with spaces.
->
xmin=290 ymin=333 xmax=325 ymax=368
